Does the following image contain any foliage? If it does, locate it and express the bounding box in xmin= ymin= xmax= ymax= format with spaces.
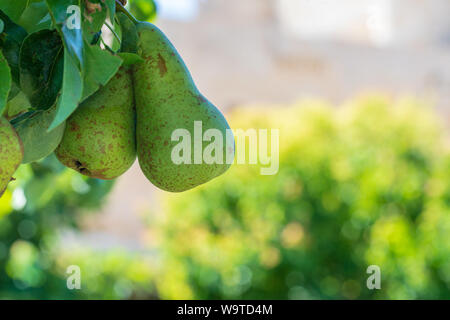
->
xmin=1 ymin=96 xmax=449 ymax=299
xmin=0 ymin=0 xmax=156 ymax=154
xmin=152 ymin=96 xmax=450 ymax=299
xmin=128 ymin=0 xmax=157 ymax=22
xmin=53 ymin=248 xmax=157 ymax=299
xmin=0 ymin=1 xmax=448 ymax=300
xmin=0 ymin=155 xmax=114 ymax=299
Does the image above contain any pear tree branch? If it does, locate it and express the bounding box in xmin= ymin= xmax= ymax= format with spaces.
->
xmin=115 ymin=0 xmax=139 ymax=25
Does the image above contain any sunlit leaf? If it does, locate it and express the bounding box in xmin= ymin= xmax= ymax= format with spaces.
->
xmin=5 ymin=90 xmax=30 ymax=118
xmin=0 ymin=0 xmax=28 ymax=24
xmin=48 ymin=48 xmax=82 ymax=131
xmin=81 ymin=41 xmax=122 ymax=100
xmin=18 ymin=2 xmax=52 ymax=33
xmin=45 ymin=0 xmax=83 ymax=67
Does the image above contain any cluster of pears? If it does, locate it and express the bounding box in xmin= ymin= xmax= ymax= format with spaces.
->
xmin=1 ymin=17 xmax=234 ymax=196
xmin=5 ymin=16 xmax=233 ymax=194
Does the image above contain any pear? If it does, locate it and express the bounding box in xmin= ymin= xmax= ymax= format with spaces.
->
xmin=0 ymin=116 xmax=23 ymax=197
xmin=133 ymin=22 xmax=235 ymax=192
xmin=56 ymin=66 xmax=136 ymax=179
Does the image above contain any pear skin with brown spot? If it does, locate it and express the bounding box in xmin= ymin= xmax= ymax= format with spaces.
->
xmin=56 ymin=67 xmax=136 ymax=180
xmin=134 ymin=22 xmax=235 ymax=192
xmin=0 ymin=117 xmax=23 ymax=197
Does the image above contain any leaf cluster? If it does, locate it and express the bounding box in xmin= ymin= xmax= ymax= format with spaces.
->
xmin=0 ymin=0 xmax=155 ymax=159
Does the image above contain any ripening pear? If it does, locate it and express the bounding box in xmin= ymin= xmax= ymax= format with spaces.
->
xmin=56 ymin=67 xmax=136 ymax=179
xmin=134 ymin=22 xmax=235 ymax=192
xmin=0 ymin=116 xmax=23 ymax=197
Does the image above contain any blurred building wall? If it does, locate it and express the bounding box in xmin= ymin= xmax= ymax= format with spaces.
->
xmin=277 ymin=0 xmax=450 ymax=47
xmin=79 ymin=0 xmax=450 ymax=246
xmin=153 ymin=0 xmax=449 ymax=111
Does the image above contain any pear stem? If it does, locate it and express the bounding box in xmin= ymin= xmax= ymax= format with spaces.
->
xmin=115 ymin=0 xmax=139 ymax=25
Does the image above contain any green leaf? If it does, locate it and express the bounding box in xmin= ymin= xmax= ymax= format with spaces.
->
xmin=0 ymin=18 xmax=4 ymax=33
xmin=45 ymin=0 xmax=83 ymax=68
xmin=0 ymin=0 xmax=28 ymax=23
xmin=20 ymin=29 xmax=64 ymax=110
xmin=105 ymin=0 xmax=116 ymax=22
xmin=14 ymin=105 xmax=66 ymax=164
xmin=48 ymin=48 xmax=82 ymax=131
xmin=81 ymin=41 xmax=122 ymax=100
xmin=110 ymin=17 xmax=122 ymax=52
xmin=0 ymin=50 xmax=11 ymax=115
xmin=8 ymin=81 xmax=21 ymax=101
xmin=129 ymin=0 xmax=157 ymax=22
xmin=117 ymin=52 xmax=144 ymax=66
xmin=82 ymin=0 xmax=108 ymax=44
xmin=0 ymin=10 xmax=27 ymax=85
xmin=117 ymin=12 xmax=138 ymax=54
xmin=6 ymin=90 xmax=30 ymax=118
xmin=18 ymin=2 xmax=52 ymax=33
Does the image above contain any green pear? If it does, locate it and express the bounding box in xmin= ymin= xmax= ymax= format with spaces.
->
xmin=56 ymin=66 xmax=136 ymax=180
xmin=0 ymin=116 xmax=23 ymax=197
xmin=134 ymin=22 xmax=235 ymax=192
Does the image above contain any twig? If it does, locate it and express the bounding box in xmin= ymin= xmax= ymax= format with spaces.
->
xmin=115 ymin=0 xmax=138 ymax=25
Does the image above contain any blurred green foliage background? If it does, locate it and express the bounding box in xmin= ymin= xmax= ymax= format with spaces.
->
xmin=0 ymin=96 xmax=449 ymax=299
